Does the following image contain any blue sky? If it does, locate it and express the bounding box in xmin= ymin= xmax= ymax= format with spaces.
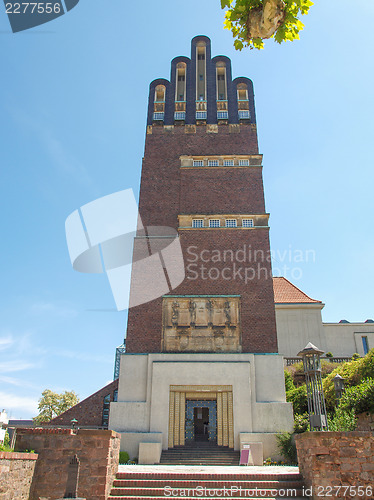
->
xmin=0 ymin=0 xmax=373 ymax=419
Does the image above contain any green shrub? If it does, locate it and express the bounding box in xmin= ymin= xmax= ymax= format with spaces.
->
xmin=119 ymin=451 xmax=130 ymax=464
xmin=352 ymin=353 xmax=361 ymax=361
xmin=339 ymin=378 xmax=374 ymax=414
xmin=276 ymin=432 xmax=297 ymax=465
xmin=286 ymin=384 xmax=308 ymax=414
xmin=325 ymin=352 xmax=333 ymax=358
xmin=284 ymin=370 xmax=295 ymax=392
xmin=323 ymin=349 xmax=374 ymax=410
xmin=328 ymin=407 xmax=357 ymax=432
xmin=293 ymin=413 xmax=309 ymax=434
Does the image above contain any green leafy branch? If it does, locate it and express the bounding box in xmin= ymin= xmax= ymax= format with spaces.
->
xmin=221 ymin=0 xmax=314 ymax=50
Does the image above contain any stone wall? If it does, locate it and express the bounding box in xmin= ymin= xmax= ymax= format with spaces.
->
xmin=356 ymin=413 xmax=374 ymax=431
xmin=0 ymin=451 xmax=38 ymax=500
xmin=296 ymin=431 xmax=374 ymax=499
xmin=15 ymin=427 xmax=120 ymax=500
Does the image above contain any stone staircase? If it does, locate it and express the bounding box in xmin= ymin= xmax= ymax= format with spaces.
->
xmin=109 ymin=469 xmax=306 ymax=499
xmin=159 ymin=442 xmax=240 ymax=466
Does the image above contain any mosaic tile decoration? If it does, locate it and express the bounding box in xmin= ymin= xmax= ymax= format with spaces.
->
xmin=185 ymin=400 xmax=217 ymax=442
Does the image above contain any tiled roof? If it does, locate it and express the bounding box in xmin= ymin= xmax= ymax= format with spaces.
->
xmin=273 ymin=277 xmax=322 ymax=304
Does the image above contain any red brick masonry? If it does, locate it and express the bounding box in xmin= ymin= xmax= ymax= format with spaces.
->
xmin=295 ymin=431 xmax=374 ymax=500
xmin=0 ymin=451 xmax=38 ymax=500
xmin=15 ymin=427 xmax=120 ymax=500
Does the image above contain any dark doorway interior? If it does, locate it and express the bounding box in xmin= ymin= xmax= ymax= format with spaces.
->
xmin=194 ymin=407 xmax=209 ymax=441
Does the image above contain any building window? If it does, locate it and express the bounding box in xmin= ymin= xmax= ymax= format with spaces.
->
xmin=225 ymin=219 xmax=237 ymax=228
xmin=237 ymin=83 xmax=248 ymax=101
xmin=198 ymin=53 xmax=205 ymax=60
xmin=217 ymin=111 xmax=228 ymax=120
xmin=223 ymin=159 xmax=234 ymax=166
xmin=239 ymin=110 xmax=250 ymax=119
xmin=174 ymin=111 xmax=186 ymax=120
xmin=176 ymin=62 xmax=187 ymax=102
xmin=242 ymin=219 xmax=254 ymax=228
xmin=208 ymin=160 xmax=219 ymax=166
xmin=192 ymin=219 xmax=204 ymax=228
xmin=153 ymin=112 xmax=164 ymax=121
xmin=209 ymin=219 xmax=220 ymax=228
xmin=362 ymin=336 xmax=369 ymax=355
xmin=196 ymin=111 xmax=207 ymax=119
xmin=193 ymin=160 xmax=204 ymax=167
xmin=113 ymin=390 xmax=118 ymax=402
xmin=239 ymin=159 xmax=249 ymax=166
xmin=154 ymin=85 xmax=166 ymax=102
xmin=217 ymin=74 xmax=225 ymax=81
xmin=102 ymin=393 xmax=111 ymax=427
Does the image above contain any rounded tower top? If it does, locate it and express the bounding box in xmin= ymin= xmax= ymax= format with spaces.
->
xmin=147 ymin=36 xmax=256 ymax=127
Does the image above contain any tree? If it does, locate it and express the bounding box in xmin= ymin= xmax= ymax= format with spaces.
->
xmin=33 ymin=389 xmax=79 ymax=424
xmin=221 ymin=0 xmax=314 ymax=50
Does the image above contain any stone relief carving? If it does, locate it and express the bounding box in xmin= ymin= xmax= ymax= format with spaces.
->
xmin=189 ymin=300 xmax=197 ymax=325
xmin=171 ymin=301 xmax=179 ymax=326
xmin=163 ymin=296 xmax=241 ymax=353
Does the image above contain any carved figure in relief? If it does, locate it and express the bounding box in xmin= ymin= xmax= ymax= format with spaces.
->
xmin=189 ymin=300 xmax=197 ymax=324
xmin=224 ymin=301 xmax=231 ymax=324
xmin=171 ymin=301 xmax=179 ymax=326
xmin=206 ymin=299 xmax=214 ymax=325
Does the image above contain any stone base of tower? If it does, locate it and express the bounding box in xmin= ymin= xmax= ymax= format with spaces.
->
xmin=109 ymin=352 xmax=293 ymax=462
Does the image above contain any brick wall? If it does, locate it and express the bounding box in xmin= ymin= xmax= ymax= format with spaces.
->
xmin=15 ymin=428 xmax=120 ymax=500
xmin=295 ymin=431 xmax=374 ymax=499
xmin=48 ymin=379 xmax=118 ymax=427
xmin=0 ymin=451 xmax=37 ymax=500
xmin=126 ymin=124 xmax=278 ymax=354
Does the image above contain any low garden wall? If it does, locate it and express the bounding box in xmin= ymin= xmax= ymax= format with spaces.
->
xmin=0 ymin=451 xmax=38 ymax=500
xmin=15 ymin=427 xmax=120 ymax=500
xmin=295 ymin=431 xmax=374 ymax=500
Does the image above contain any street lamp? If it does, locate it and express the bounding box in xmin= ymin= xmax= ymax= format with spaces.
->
xmin=298 ymin=342 xmax=329 ymax=431
xmin=334 ymin=374 xmax=345 ymax=404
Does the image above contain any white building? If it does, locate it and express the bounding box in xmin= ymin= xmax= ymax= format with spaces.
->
xmin=273 ymin=277 xmax=373 ymax=359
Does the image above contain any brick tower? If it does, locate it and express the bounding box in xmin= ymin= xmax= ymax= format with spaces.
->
xmin=110 ymin=36 xmax=293 ymax=462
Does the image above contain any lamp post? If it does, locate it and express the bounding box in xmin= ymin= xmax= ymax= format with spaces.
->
xmin=298 ymin=342 xmax=329 ymax=431
xmin=334 ymin=374 xmax=345 ymax=405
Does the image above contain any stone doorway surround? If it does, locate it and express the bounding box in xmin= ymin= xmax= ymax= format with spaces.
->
xmin=168 ymin=385 xmax=234 ymax=449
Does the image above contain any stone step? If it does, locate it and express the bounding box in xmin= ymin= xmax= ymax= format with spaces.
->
xmin=109 ymin=496 xmax=306 ymax=500
xmin=110 ymin=469 xmax=305 ymax=500
xmin=113 ymin=480 xmax=303 ymax=488
xmin=115 ymin=472 xmax=303 ymax=481
xmin=110 ymin=487 xmax=304 ymax=497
